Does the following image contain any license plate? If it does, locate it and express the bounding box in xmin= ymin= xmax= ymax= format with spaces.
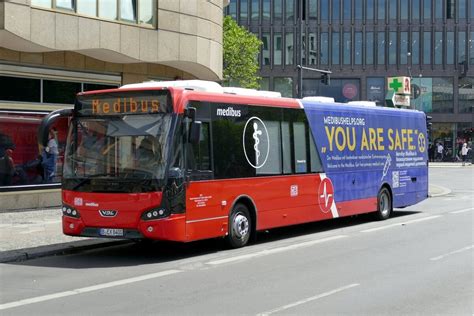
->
xmin=99 ymin=228 xmax=124 ymax=237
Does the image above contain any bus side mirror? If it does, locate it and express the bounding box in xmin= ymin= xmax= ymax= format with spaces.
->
xmin=38 ymin=108 xmax=73 ymax=146
xmin=189 ymin=121 xmax=201 ymax=145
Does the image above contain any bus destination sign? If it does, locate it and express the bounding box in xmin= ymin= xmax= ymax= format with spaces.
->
xmin=76 ymin=91 xmax=171 ymax=116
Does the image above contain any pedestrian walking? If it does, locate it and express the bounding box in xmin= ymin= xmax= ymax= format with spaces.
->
xmin=461 ymin=143 xmax=470 ymax=166
xmin=436 ymin=143 xmax=444 ymax=162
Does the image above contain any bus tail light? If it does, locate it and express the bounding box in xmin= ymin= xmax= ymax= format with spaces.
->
xmin=141 ymin=207 xmax=170 ymax=221
xmin=62 ymin=204 xmax=81 ymax=218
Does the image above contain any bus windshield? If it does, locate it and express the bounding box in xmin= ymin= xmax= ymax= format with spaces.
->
xmin=63 ymin=114 xmax=173 ymax=192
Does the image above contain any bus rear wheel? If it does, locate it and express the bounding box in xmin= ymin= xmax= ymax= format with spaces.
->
xmin=374 ymin=187 xmax=392 ymax=220
xmin=226 ymin=203 xmax=251 ymax=248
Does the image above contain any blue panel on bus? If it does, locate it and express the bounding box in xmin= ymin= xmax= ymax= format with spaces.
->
xmin=302 ymin=101 xmax=428 ymax=207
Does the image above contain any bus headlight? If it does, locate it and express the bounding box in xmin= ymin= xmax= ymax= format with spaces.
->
xmin=141 ymin=207 xmax=169 ymax=220
xmin=62 ymin=204 xmax=81 ymax=219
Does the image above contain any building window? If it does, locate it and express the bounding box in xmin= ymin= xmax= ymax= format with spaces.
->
xmin=309 ymin=0 xmax=318 ymax=21
xmin=471 ymin=0 xmax=474 ymax=18
xmin=389 ymin=31 xmax=397 ymax=65
xmin=286 ymin=32 xmax=294 ymax=65
xmin=446 ymin=32 xmax=454 ymax=64
xmin=355 ymin=0 xmax=363 ymax=20
xmin=274 ymin=0 xmax=282 ymax=21
xmin=308 ymin=33 xmax=317 ymax=65
xmin=355 ymin=32 xmax=362 ymax=65
xmin=286 ymin=0 xmax=294 ymax=23
xmin=377 ymin=32 xmax=385 ymax=65
xmin=43 ymin=80 xmax=81 ymax=104
xmin=274 ymin=32 xmax=283 ymax=66
xmin=343 ymin=0 xmax=351 ymax=20
xmin=302 ymin=78 xmax=360 ymax=102
xmin=389 ymin=0 xmax=397 ymax=20
xmin=432 ymin=78 xmax=454 ymax=113
xmin=434 ymin=32 xmax=443 ymax=65
xmin=343 ymin=32 xmax=351 ymax=65
xmin=31 ymin=0 xmax=154 ymax=26
xmin=366 ymin=32 xmax=374 ymax=65
xmin=333 ymin=0 xmax=340 ymax=23
xmin=366 ymin=0 xmax=375 ymax=22
xmin=458 ymin=31 xmax=466 ymax=64
xmin=120 ymin=0 xmax=137 ymax=22
xmin=447 ymin=0 xmax=455 ymax=19
xmin=423 ymin=32 xmax=431 ymax=65
xmin=262 ymin=33 xmax=271 ymax=65
xmin=458 ymin=0 xmax=467 ymax=19
xmin=470 ymin=32 xmax=474 ymax=65
xmin=99 ymin=0 xmax=118 ymax=20
xmin=77 ymin=0 xmax=97 ymax=16
xmin=412 ymin=31 xmax=420 ymax=64
xmin=320 ymin=32 xmax=329 ymax=65
xmin=138 ymin=0 xmax=153 ymax=24
xmin=262 ymin=0 xmax=271 ymax=21
xmin=412 ymin=0 xmax=420 ymax=20
xmin=423 ymin=0 xmax=432 ymax=21
xmin=259 ymin=77 xmax=270 ymax=90
xmin=251 ymin=0 xmax=260 ymax=23
xmin=434 ymin=0 xmax=443 ymax=19
xmin=400 ymin=32 xmax=408 ymax=65
xmin=0 ymin=76 xmax=117 ymax=104
xmin=377 ymin=0 xmax=386 ymax=21
xmin=321 ymin=0 xmax=329 ymax=21
xmin=0 ymin=76 xmax=40 ymax=102
xmin=458 ymin=77 xmax=474 ymax=113
xmin=274 ymin=77 xmax=293 ymax=97
xmin=31 ymin=0 xmax=52 ymax=8
xmin=56 ymin=0 xmax=74 ymax=10
xmin=240 ymin=0 xmax=248 ymax=21
xmin=332 ymin=32 xmax=340 ymax=65
xmin=228 ymin=0 xmax=237 ymax=19
xmin=401 ymin=0 xmax=408 ymax=19
xmin=367 ymin=77 xmax=385 ymax=106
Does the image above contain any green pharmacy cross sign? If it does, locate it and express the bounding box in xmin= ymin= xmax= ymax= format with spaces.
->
xmin=389 ymin=78 xmax=403 ymax=92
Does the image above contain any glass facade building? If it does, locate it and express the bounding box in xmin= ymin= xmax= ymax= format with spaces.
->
xmin=226 ymin=0 xmax=473 ymax=159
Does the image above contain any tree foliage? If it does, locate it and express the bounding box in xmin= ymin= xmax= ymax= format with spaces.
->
xmin=222 ymin=16 xmax=262 ymax=89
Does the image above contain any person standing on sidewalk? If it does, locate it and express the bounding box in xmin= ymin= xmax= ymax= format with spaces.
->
xmin=461 ymin=143 xmax=470 ymax=166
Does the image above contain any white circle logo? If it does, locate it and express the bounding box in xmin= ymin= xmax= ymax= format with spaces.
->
xmin=242 ymin=116 xmax=270 ymax=169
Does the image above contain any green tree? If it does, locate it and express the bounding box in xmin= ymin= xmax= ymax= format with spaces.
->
xmin=223 ymin=16 xmax=262 ymax=89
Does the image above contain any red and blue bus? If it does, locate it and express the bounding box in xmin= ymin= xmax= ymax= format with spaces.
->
xmin=39 ymin=80 xmax=429 ymax=248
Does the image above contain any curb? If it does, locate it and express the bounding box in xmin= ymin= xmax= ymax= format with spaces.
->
xmin=0 ymin=239 xmax=131 ymax=263
xmin=428 ymin=184 xmax=452 ymax=198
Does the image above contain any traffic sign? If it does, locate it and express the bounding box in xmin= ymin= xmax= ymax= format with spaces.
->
xmin=385 ymin=90 xmax=411 ymax=108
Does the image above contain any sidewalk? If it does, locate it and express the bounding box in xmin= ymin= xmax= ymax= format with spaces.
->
xmin=0 ymin=183 xmax=453 ymax=263
xmin=0 ymin=208 xmax=129 ymax=263
xmin=429 ymin=162 xmax=472 ymax=168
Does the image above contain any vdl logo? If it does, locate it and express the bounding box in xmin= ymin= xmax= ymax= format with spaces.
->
xmin=242 ymin=116 xmax=270 ymax=169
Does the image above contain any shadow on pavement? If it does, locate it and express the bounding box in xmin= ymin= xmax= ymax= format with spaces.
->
xmin=8 ymin=209 xmax=421 ymax=270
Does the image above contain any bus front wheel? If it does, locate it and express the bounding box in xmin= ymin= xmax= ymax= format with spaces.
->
xmin=375 ymin=187 xmax=392 ymax=220
xmin=226 ymin=203 xmax=251 ymax=248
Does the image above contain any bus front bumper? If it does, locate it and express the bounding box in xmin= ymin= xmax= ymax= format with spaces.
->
xmin=62 ymin=214 xmax=187 ymax=242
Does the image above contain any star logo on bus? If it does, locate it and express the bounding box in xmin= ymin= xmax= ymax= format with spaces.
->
xmin=318 ymin=177 xmax=334 ymax=214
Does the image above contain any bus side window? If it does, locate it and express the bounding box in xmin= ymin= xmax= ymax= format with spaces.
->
xmin=309 ymin=131 xmax=323 ymax=172
xmin=189 ymin=122 xmax=212 ymax=180
xmin=293 ymin=122 xmax=307 ymax=173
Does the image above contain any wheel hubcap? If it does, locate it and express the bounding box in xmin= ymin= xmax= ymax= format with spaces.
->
xmin=380 ymin=193 xmax=390 ymax=217
xmin=232 ymin=214 xmax=249 ymax=239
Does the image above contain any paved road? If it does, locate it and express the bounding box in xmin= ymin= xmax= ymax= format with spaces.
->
xmin=0 ymin=165 xmax=472 ymax=315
